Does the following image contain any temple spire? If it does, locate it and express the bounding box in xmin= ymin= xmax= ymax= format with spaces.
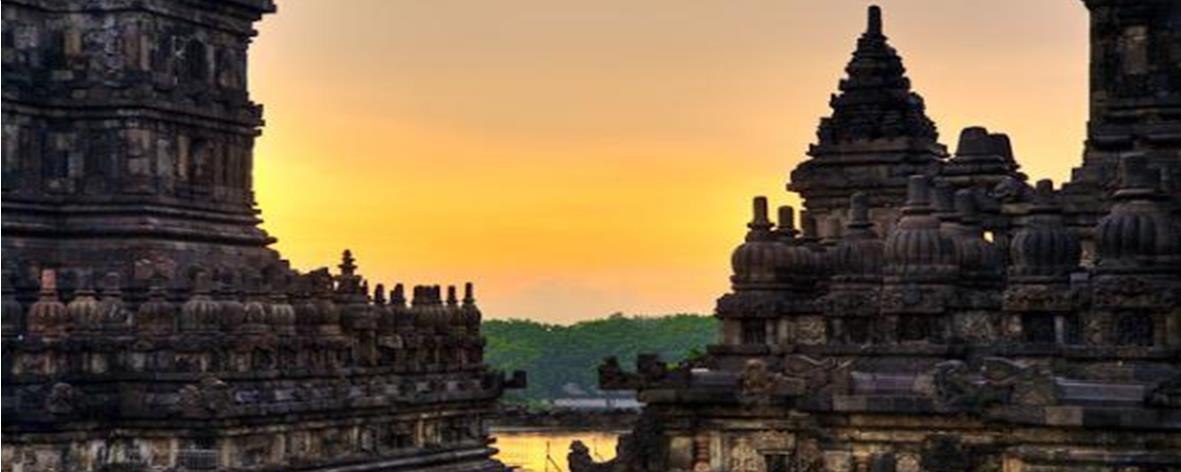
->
xmin=807 ymin=4 xmax=940 ymax=146
xmin=789 ymin=5 xmax=945 ymax=241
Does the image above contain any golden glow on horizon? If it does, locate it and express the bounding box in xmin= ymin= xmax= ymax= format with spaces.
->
xmin=250 ymin=1 xmax=1088 ymax=323
xmin=494 ymin=431 xmax=619 ymax=471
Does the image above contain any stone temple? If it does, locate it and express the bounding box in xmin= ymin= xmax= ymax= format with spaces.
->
xmin=1 ymin=0 xmax=523 ymax=470
xmin=575 ymin=3 xmax=1181 ymax=472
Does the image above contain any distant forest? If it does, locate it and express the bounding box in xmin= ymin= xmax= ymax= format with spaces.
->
xmin=483 ymin=314 xmax=717 ymax=401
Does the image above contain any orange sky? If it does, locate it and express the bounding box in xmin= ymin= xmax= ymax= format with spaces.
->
xmin=249 ymin=1 xmax=1089 ymax=323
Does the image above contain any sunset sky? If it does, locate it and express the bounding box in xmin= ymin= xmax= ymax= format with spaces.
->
xmin=249 ymin=1 xmax=1089 ymax=323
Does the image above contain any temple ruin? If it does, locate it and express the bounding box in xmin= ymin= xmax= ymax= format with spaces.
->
xmin=1 ymin=0 xmax=523 ymax=470
xmin=577 ymin=3 xmax=1181 ymax=471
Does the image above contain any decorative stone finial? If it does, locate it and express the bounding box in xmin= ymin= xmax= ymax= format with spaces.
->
xmin=29 ymin=269 xmax=68 ymax=337
xmin=1010 ymin=178 xmax=1079 ymax=281
xmin=747 ymin=196 xmax=773 ymax=238
xmin=374 ymin=283 xmax=386 ymax=305
xmin=831 ymin=191 xmax=884 ymax=281
xmin=1095 ymin=155 xmax=1179 ymax=273
xmin=867 ymin=5 xmax=882 ymax=36
xmin=1026 ymin=179 xmax=1061 ymax=213
xmin=732 ymin=197 xmax=799 ymax=288
xmin=1035 ymin=178 xmax=1053 ymax=196
xmin=463 ymin=282 xmax=475 ymax=306
xmin=446 ymin=285 xmax=458 ymax=306
xmin=885 ymin=175 xmax=957 ymax=280
xmin=775 ymin=205 xmax=796 ymax=240
xmin=40 ymin=269 xmax=58 ymax=296
xmin=391 ymin=283 xmax=406 ymax=306
xmin=339 ymin=249 xmax=357 ymax=276
xmin=68 ymin=274 xmax=101 ymax=331
xmin=411 ymin=285 xmax=425 ymax=306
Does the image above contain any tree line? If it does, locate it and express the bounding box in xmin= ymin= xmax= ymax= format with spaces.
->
xmin=483 ymin=313 xmax=716 ymax=401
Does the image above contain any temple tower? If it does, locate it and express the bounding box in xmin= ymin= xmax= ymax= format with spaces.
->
xmin=1 ymin=0 xmax=282 ymax=287
xmin=1064 ymin=0 xmax=1181 ymax=229
xmin=788 ymin=6 xmax=946 ymax=240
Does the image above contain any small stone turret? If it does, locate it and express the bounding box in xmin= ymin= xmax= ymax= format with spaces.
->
xmin=773 ymin=205 xmax=823 ymax=289
xmin=824 ymin=192 xmax=885 ymax=344
xmin=311 ymin=270 xmax=342 ymax=337
xmin=293 ymin=276 xmax=319 ymax=336
xmin=268 ymin=286 xmax=297 ymax=337
xmin=180 ymin=272 xmax=220 ymax=334
xmin=1009 ymin=180 xmax=1081 ymax=282
xmin=829 ymin=193 xmax=884 ymax=283
xmin=216 ymin=279 xmax=246 ymax=332
xmin=239 ymin=275 xmax=269 ymax=335
xmin=27 ymin=270 xmax=68 ymax=338
xmin=431 ymin=285 xmax=450 ymax=335
xmin=798 ymin=210 xmax=832 ymax=280
xmin=731 ymin=197 xmax=788 ymax=289
xmin=462 ymin=282 xmax=482 ymax=335
xmin=884 ymin=176 xmax=957 ymax=281
xmin=67 ymin=276 xmax=102 ymax=333
xmin=1095 ymin=157 xmax=1181 ymax=275
xmin=882 ymin=175 xmax=958 ymax=343
xmin=136 ymin=277 xmax=175 ymax=337
xmin=391 ymin=283 xmax=414 ymax=333
xmin=943 ymin=126 xmax=1022 ymax=189
xmin=374 ymin=283 xmax=397 ymax=334
xmin=97 ymin=273 xmax=129 ymax=332
xmin=948 ymin=189 xmax=1001 ymax=285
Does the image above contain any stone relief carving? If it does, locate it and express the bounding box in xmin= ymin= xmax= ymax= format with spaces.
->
xmin=728 ymin=437 xmax=764 ymax=472
xmin=44 ymin=382 xmax=82 ymax=415
xmin=177 ymin=375 xmax=233 ymax=418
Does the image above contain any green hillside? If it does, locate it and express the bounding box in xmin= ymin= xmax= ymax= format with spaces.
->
xmin=483 ymin=313 xmax=716 ymax=401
